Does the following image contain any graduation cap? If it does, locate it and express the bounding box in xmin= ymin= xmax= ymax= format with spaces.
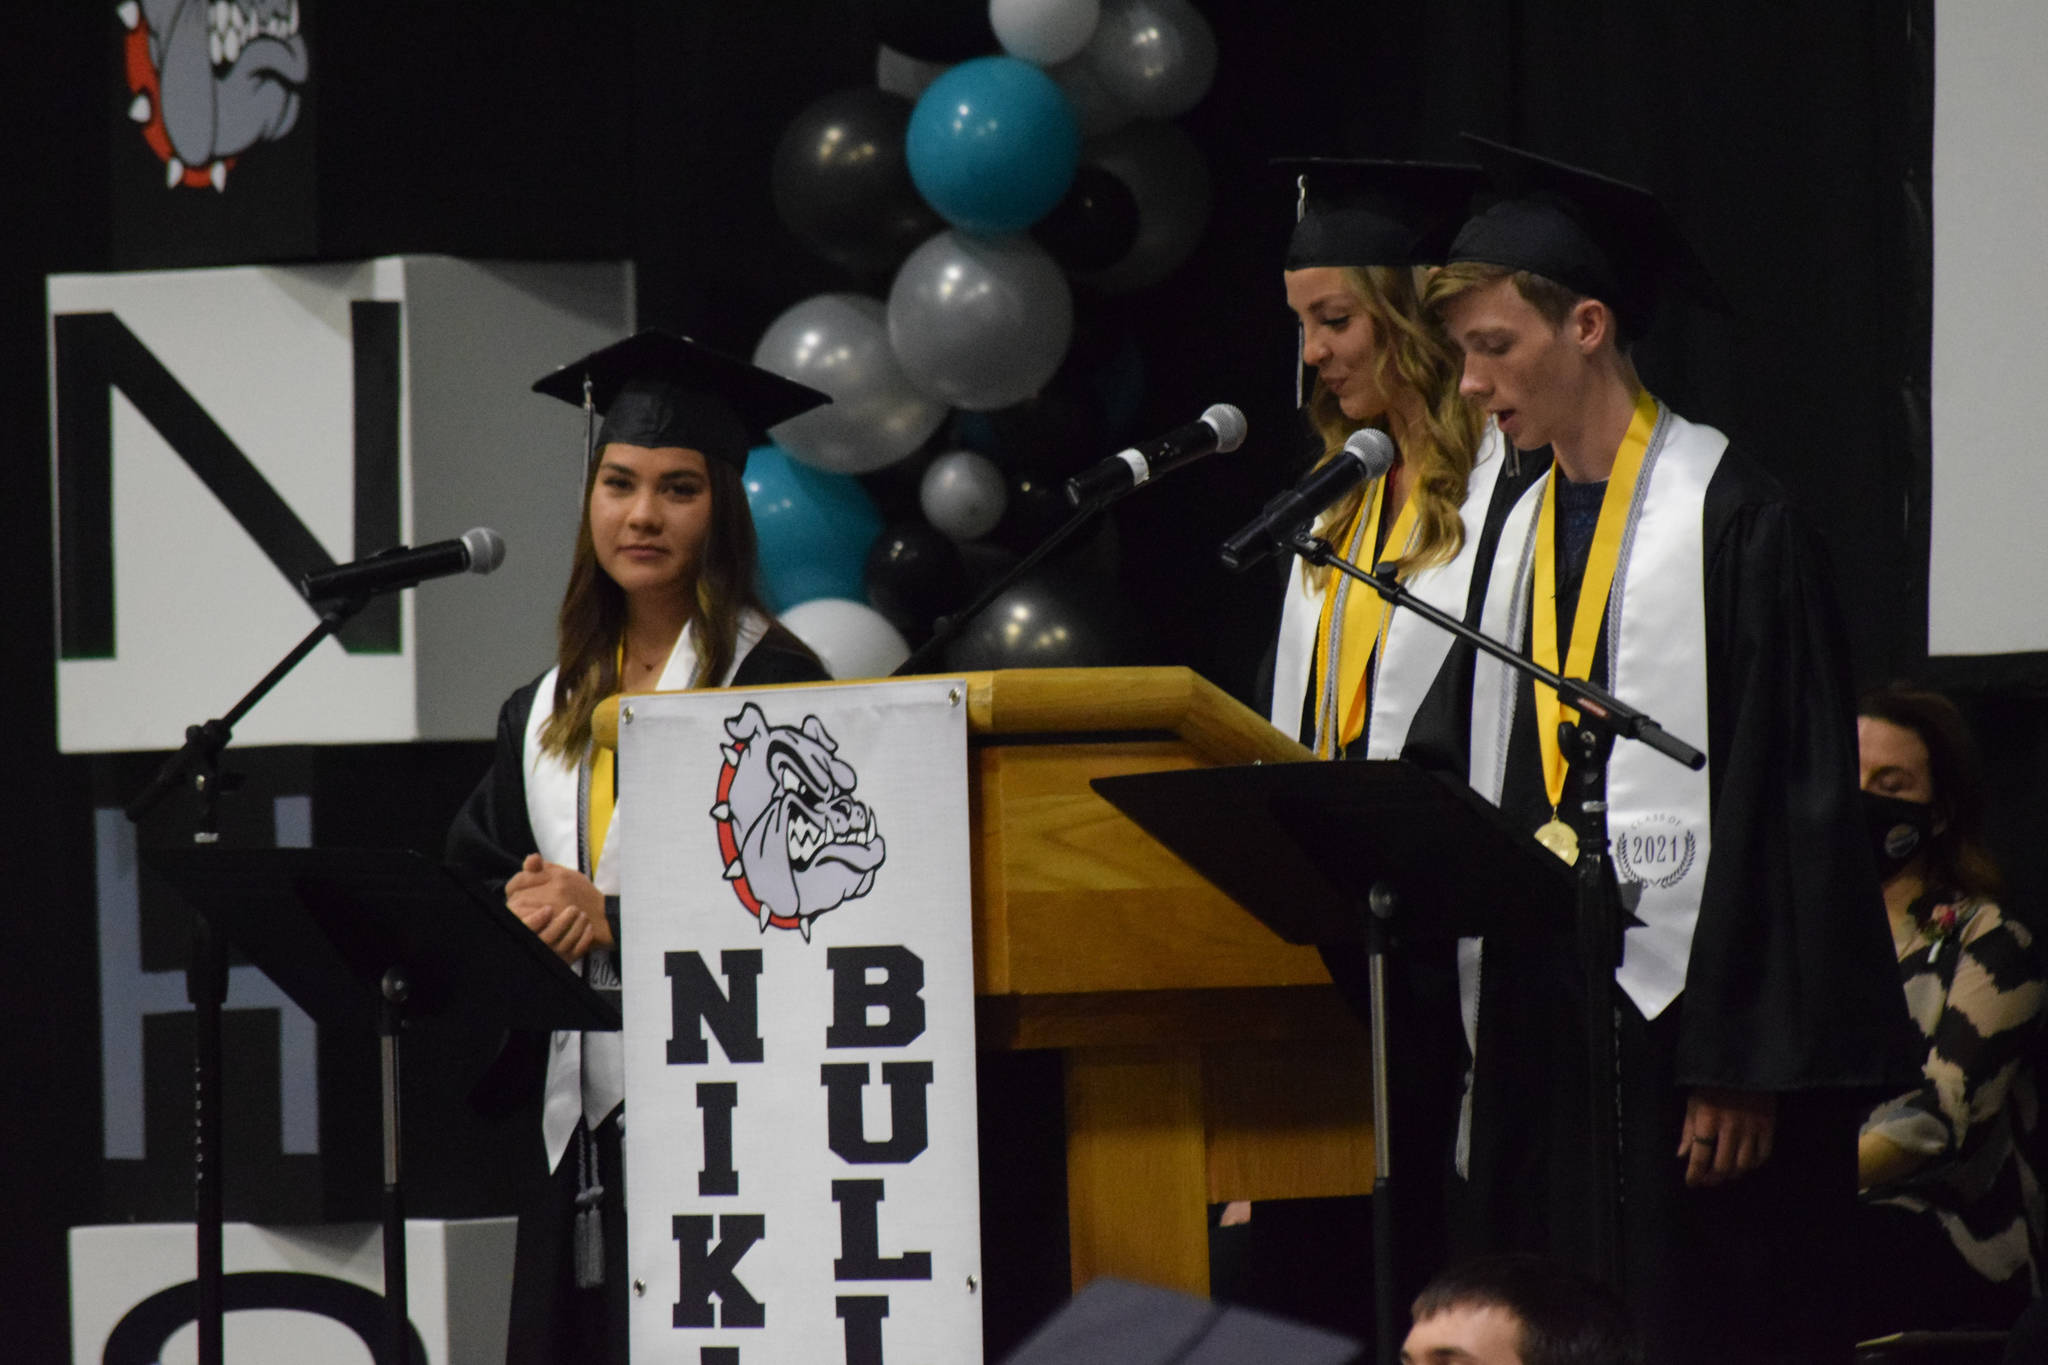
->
xmin=999 ymin=1279 xmax=1362 ymax=1365
xmin=531 ymin=328 xmax=831 ymax=472
xmin=1279 ymin=157 xmax=1485 ymax=270
xmin=1446 ymin=134 xmax=1728 ymax=337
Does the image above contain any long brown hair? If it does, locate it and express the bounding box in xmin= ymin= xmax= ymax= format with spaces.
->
xmin=1858 ymin=683 xmax=2003 ymax=900
xmin=1303 ymin=264 xmax=1482 ymax=583
xmin=538 ymin=451 xmax=815 ymax=759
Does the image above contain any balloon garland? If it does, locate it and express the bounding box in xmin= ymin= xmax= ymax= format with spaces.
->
xmin=751 ymin=0 xmax=1220 ymax=669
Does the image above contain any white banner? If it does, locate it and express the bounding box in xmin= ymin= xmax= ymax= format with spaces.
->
xmin=1930 ymin=2 xmax=2048 ymax=655
xmin=619 ymin=679 xmax=982 ymax=1364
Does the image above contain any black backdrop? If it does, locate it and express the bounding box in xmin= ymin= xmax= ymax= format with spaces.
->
xmin=9 ymin=1 xmax=2034 ymax=1359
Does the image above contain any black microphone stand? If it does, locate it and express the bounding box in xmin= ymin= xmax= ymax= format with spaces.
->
xmin=125 ymin=593 xmax=373 ymax=1365
xmin=1280 ymin=528 xmax=1703 ymax=1338
xmin=889 ymin=488 xmax=1117 ymax=677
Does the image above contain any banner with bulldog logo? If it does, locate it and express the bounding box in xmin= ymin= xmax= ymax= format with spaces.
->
xmin=617 ymin=677 xmax=981 ymax=1364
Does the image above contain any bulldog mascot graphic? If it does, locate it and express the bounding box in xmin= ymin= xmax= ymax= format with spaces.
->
xmin=709 ymin=703 xmax=886 ymax=940
xmin=119 ymin=0 xmax=309 ymax=190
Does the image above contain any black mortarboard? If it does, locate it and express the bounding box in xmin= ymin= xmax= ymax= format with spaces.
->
xmin=1446 ymin=135 xmax=1727 ymax=337
xmin=1278 ymin=157 xmax=1484 ymax=270
xmin=1000 ymin=1279 xmax=1362 ymax=1365
xmin=531 ymin=328 xmax=831 ymax=472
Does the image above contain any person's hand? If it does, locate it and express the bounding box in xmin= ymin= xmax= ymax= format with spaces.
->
xmin=505 ymin=853 xmax=614 ymax=963
xmin=1677 ymin=1087 xmax=1777 ymax=1187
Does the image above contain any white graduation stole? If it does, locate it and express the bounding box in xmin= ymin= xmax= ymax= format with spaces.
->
xmin=526 ymin=609 xmax=772 ymax=1172
xmin=1465 ymin=401 xmax=1722 ymax=1021
xmin=1270 ymin=423 xmax=1508 ymax=758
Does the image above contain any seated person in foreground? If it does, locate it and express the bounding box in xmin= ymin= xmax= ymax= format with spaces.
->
xmin=1402 ymin=1253 xmax=1643 ymax=1365
xmin=1854 ymin=683 xmax=2044 ymax=1333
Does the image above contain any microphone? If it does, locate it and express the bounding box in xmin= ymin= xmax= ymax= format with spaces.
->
xmin=1064 ymin=403 xmax=1248 ymax=505
xmin=1218 ymin=428 xmax=1396 ymax=572
xmin=300 ymin=526 xmax=506 ymax=603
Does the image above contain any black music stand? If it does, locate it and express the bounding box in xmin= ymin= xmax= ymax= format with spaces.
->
xmin=1092 ymin=760 xmax=1574 ymax=1365
xmin=147 ymin=847 xmax=621 ymax=1365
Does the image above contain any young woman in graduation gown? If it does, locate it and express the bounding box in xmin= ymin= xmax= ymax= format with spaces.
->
xmin=1267 ymin=158 xmax=1535 ymax=764
xmin=445 ymin=332 xmax=831 ymax=1365
xmin=1242 ymin=159 xmax=1541 ymax=1324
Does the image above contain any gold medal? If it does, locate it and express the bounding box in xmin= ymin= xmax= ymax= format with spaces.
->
xmin=1534 ymin=818 xmax=1579 ymax=864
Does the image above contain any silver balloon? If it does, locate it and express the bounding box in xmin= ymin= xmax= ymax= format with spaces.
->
xmin=780 ymin=597 xmax=911 ymax=680
xmin=992 ymin=0 xmax=1101 ymax=66
xmin=919 ymin=448 xmax=1009 ymax=541
xmin=1073 ymin=119 xmax=1211 ymax=294
xmin=875 ymin=43 xmax=950 ymax=101
xmin=1047 ymin=52 xmax=1131 ymax=137
xmin=1079 ymin=0 xmax=1217 ymax=119
xmin=756 ymin=293 xmax=948 ymax=474
xmin=887 ymin=231 xmax=1074 ymax=411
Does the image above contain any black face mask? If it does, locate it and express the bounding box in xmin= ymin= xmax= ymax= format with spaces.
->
xmin=1863 ymin=791 xmax=1936 ymax=880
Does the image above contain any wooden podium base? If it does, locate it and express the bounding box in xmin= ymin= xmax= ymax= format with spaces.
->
xmin=983 ymin=987 xmax=1374 ymax=1294
xmin=961 ymin=668 xmax=1372 ymax=1295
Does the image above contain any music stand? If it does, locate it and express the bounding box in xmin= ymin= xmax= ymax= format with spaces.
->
xmin=1092 ymin=760 xmax=1573 ymax=1365
xmin=147 ymin=847 xmax=620 ymax=1365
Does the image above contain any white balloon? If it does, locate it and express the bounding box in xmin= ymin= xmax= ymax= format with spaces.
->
xmin=1080 ymin=0 xmax=1217 ymax=119
xmin=755 ymin=293 xmax=948 ymax=474
xmin=781 ymin=597 xmax=912 ymax=680
xmin=875 ymin=43 xmax=950 ymax=101
xmin=887 ymin=231 xmax=1074 ymax=411
xmin=991 ymin=0 xmax=1101 ymax=66
xmin=920 ymin=448 xmax=1010 ymax=541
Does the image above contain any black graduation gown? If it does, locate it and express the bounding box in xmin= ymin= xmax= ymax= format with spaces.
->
xmin=1242 ymin=453 xmax=1550 ymax=1319
xmin=1458 ymin=447 xmax=1920 ymax=1365
xmin=444 ymin=633 xmax=829 ymax=1365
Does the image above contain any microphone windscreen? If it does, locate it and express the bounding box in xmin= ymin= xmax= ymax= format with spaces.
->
xmin=1342 ymin=427 xmax=1397 ymax=482
xmin=1202 ymin=403 xmax=1249 ymax=453
xmin=462 ymin=527 xmax=507 ymax=574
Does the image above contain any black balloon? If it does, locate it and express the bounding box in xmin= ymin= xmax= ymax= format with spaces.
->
xmin=771 ymin=87 xmax=943 ymax=275
xmin=1030 ymin=164 xmax=1142 ymax=272
xmin=977 ymin=377 xmax=1110 ymax=478
xmin=874 ymin=0 xmax=999 ymax=62
xmin=864 ymin=521 xmax=970 ymax=641
xmin=942 ymin=567 xmax=1124 ymax=670
xmin=993 ymin=470 xmax=1073 ymax=554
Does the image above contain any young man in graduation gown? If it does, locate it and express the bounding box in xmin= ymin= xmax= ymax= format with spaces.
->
xmin=1421 ymin=139 xmax=1917 ymax=1364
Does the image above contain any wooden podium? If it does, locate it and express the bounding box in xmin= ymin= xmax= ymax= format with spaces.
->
xmin=602 ymin=667 xmax=1368 ymax=1298
xmin=959 ymin=668 xmax=1368 ymax=1296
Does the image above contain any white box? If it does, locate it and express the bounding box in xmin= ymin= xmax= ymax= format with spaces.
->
xmin=69 ymin=1218 xmax=517 ymax=1365
xmin=48 ymin=256 xmax=633 ymax=752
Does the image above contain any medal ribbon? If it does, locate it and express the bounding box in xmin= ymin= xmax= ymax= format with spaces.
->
xmin=1310 ymin=469 xmax=1418 ymax=757
xmin=1530 ymin=389 xmax=1659 ymax=810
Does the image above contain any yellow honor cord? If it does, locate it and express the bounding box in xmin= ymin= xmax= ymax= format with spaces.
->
xmin=1309 ymin=470 xmax=1418 ymax=758
xmin=1530 ymin=390 xmax=1660 ymax=810
xmin=588 ymin=645 xmax=626 ymax=873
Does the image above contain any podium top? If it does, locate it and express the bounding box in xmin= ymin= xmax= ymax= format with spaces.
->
xmin=595 ymin=667 xmax=1311 ymax=767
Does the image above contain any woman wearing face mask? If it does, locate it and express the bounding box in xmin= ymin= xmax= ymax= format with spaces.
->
xmin=1853 ymin=684 xmax=2044 ymax=1334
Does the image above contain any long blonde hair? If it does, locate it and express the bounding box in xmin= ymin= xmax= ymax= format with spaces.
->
xmin=1301 ymin=265 xmax=1481 ymax=586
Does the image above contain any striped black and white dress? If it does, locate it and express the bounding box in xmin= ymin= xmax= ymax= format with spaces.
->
xmin=1863 ymin=893 xmax=2045 ymax=1295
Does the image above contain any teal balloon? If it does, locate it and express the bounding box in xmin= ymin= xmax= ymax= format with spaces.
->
xmin=906 ymin=56 xmax=1080 ymax=234
xmin=745 ymin=443 xmax=883 ymax=611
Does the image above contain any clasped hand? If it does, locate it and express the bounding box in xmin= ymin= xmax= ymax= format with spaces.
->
xmin=505 ymin=853 xmax=613 ymax=963
xmin=1676 ymin=1086 xmax=1777 ymax=1188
